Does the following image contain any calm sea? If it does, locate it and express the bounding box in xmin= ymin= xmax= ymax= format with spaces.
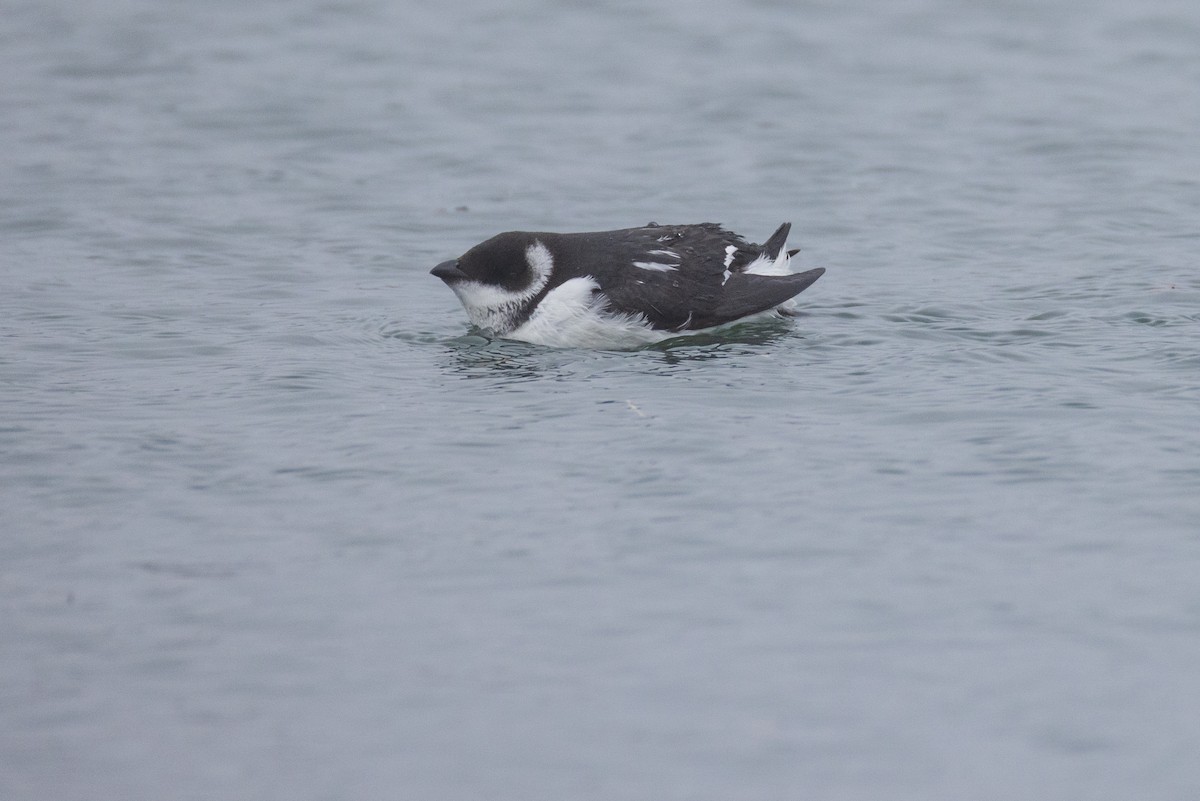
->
xmin=3 ymin=0 xmax=1199 ymax=798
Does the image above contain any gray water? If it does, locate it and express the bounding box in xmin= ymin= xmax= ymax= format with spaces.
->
xmin=3 ymin=0 xmax=1200 ymax=798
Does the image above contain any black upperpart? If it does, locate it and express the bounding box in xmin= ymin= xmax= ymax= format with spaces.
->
xmin=431 ymin=222 xmax=825 ymax=333
xmin=456 ymin=231 xmax=539 ymax=291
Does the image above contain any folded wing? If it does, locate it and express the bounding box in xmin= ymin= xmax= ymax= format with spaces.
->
xmin=573 ymin=223 xmax=823 ymax=332
xmin=693 ymin=268 xmax=825 ymax=329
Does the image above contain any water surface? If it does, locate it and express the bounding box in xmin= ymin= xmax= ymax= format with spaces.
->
xmin=3 ymin=0 xmax=1200 ymax=798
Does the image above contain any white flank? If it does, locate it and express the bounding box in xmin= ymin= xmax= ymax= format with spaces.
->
xmin=447 ymin=240 xmax=553 ymax=333
xmin=633 ymin=261 xmax=677 ymax=272
xmin=504 ymin=276 xmax=790 ymax=350
xmin=507 ymin=277 xmax=665 ymax=349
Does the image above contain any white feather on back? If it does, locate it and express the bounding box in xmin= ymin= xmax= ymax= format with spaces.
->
xmin=744 ymin=248 xmax=792 ymax=276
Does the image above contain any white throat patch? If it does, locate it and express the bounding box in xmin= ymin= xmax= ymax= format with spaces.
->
xmin=448 ymin=240 xmax=554 ymax=334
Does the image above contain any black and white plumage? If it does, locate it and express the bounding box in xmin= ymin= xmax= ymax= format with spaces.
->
xmin=430 ymin=222 xmax=825 ymax=348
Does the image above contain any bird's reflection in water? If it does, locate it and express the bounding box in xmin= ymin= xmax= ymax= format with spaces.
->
xmin=647 ymin=317 xmax=802 ymax=363
xmin=439 ymin=317 xmax=807 ymax=377
xmin=441 ymin=330 xmax=580 ymax=382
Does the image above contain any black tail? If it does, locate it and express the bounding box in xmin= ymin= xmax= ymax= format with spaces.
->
xmin=761 ymin=222 xmax=792 ymax=261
